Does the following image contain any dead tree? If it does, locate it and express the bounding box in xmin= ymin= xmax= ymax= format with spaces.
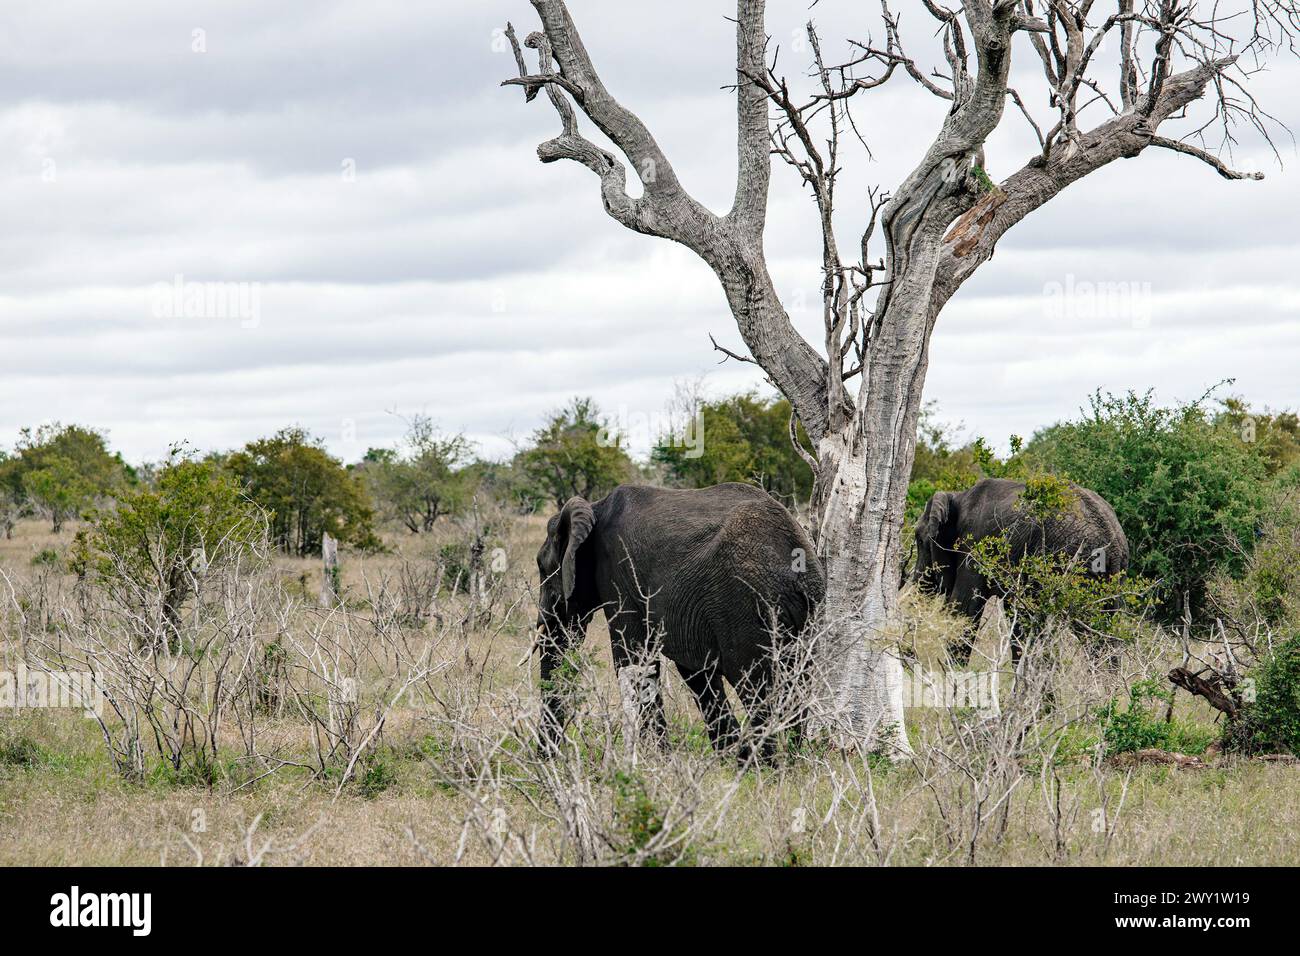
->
xmin=502 ymin=1 xmax=1294 ymax=755
xmin=321 ymin=532 xmax=341 ymax=608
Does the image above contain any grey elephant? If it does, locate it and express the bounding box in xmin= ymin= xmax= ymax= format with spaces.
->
xmin=535 ymin=482 xmax=824 ymax=758
xmin=911 ymin=477 xmax=1129 ymax=665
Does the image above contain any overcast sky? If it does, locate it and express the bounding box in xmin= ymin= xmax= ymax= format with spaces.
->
xmin=2 ymin=1 xmax=1298 ymax=466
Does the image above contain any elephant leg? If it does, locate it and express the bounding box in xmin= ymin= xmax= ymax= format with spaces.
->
xmin=732 ymin=658 xmax=781 ymax=765
xmin=640 ymin=656 xmax=668 ymax=748
xmin=675 ymin=661 xmax=741 ymax=756
xmin=538 ymin=624 xmax=583 ymax=756
xmin=946 ymin=623 xmax=980 ymax=669
xmin=611 ymin=632 xmax=667 ymax=750
xmin=947 ymin=566 xmax=989 ymax=669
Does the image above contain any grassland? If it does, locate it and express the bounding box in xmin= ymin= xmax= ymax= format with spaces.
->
xmin=1 ymin=515 xmax=1297 ymax=866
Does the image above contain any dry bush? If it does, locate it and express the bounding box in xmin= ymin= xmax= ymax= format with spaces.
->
xmin=3 ymin=508 xmax=1295 ymax=866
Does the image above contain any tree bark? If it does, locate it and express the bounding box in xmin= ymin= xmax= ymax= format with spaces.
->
xmin=706 ymin=245 xmax=912 ymax=754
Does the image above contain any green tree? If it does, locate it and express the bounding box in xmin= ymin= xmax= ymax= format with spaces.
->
xmin=1214 ymin=397 xmax=1300 ymax=478
xmin=0 ymin=451 xmax=18 ymax=538
xmin=458 ymin=458 xmax=534 ymax=514
xmin=74 ymin=449 xmax=266 ymax=646
xmin=906 ymin=403 xmax=981 ymax=524
xmin=516 ymin=398 xmax=633 ymax=509
xmin=225 ymin=427 xmax=380 ymax=556
xmin=1025 ymin=389 xmax=1269 ymax=621
xmin=359 ymin=415 xmax=474 ymax=533
xmin=3 ymin=423 xmax=129 ymax=532
xmin=654 ymin=391 xmax=814 ymax=507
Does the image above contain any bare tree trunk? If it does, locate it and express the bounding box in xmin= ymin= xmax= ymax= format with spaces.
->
xmin=320 ymin=532 xmax=340 ymax=607
xmin=814 ymin=427 xmax=912 ymax=753
xmin=709 ymin=251 xmax=915 ymax=754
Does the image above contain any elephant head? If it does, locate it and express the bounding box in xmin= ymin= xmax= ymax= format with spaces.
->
xmin=536 ymin=496 xmax=596 ymax=636
xmin=912 ymin=490 xmax=960 ymax=596
xmin=535 ymin=495 xmax=596 ymax=753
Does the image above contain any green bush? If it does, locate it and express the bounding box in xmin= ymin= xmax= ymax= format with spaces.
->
xmin=1225 ymin=634 xmax=1300 ymax=756
xmin=966 ymin=532 xmax=1151 ymax=647
xmin=0 ymin=423 xmax=130 ymax=532
xmin=1097 ymin=680 xmax=1216 ymax=756
xmin=0 ymin=733 xmax=50 ymax=769
xmin=30 ymin=548 xmax=61 ymax=568
xmin=74 ymin=451 xmax=266 ymax=648
xmin=358 ymin=748 xmax=400 ymax=799
xmin=224 ymin=427 xmax=382 ymax=556
xmin=1025 ymin=389 xmax=1270 ymax=621
xmin=610 ymin=769 xmax=694 ymax=866
xmin=515 ymin=397 xmax=634 ymax=510
xmin=906 ymin=404 xmax=981 ymax=525
xmin=655 ymin=390 xmax=814 ymax=507
xmin=1209 ymin=487 xmax=1300 ymax=632
xmin=437 ymin=528 xmax=505 ymax=595
xmin=357 ymin=415 xmax=474 ymax=533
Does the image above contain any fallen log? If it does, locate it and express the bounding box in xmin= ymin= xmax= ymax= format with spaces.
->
xmin=1167 ymin=666 xmax=1239 ymax=718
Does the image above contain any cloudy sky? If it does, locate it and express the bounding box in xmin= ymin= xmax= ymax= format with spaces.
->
xmin=2 ymin=1 xmax=1298 ymax=466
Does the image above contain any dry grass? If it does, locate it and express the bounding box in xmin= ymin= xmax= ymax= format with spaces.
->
xmin=2 ymin=514 xmax=1298 ymax=866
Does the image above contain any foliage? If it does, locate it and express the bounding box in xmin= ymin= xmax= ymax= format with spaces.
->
xmin=73 ymin=450 xmax=266 ymax=645
xmin=610 ymin=769 xmax=694 ymax=866
xmin=359 ymin=415 xmax=474 ymax=533
xmin=0 ymin=423 xmax=129 ymax=532
xmin=358 ymin=748 xmax=400 ymax=799
xmin=1223 ymin=635 xmax=1300 ymax=756
xmin=1209 ymin=486 xmax=1300 ymax=633
xmin=967 ymin=532 xmax=1150 ymax=648
xmin=1025 ymin=389 xmax=1270 ymax=621
xmin=515 ymin=397 xmax=634 ymax=509
xmin=906 ymin=404 xmax=980 ymax=524
xmin=1017 ymin=472 xmax=1078 ymax=526
xmin=654 ymin=390 xmax=814 ymax=507
xmin=1214 ymin=397 xmax=1300 ymax=478
xmin=459 ymin=458 xmax=535 ymax=514
xmin=1096 ymin=680 xmax=1216 ymax=757
xmin=224 ymin=427 xmax=381 ymax=556
xmin=438 ymin=539 xmax=487 ymax=595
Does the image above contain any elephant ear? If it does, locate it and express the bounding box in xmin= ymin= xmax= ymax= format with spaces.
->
xmin=558 ymin=497 xmax=595 ymax=602
xmin=925 ymin=491 xmax=958 ymax=546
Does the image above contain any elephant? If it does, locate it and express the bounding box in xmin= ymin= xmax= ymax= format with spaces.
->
xmin=911 ymin=477 xmax=1129 ymax=666
xmin=535 ymin=482 xmax=825 ymax=759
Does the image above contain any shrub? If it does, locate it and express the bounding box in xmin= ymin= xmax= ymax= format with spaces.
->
xmin=1224 ymin=634 xmax=1300 ymax=756
xmin=515 ymin=397 xmax=634 ymax=510
xmin=655 ymin=390 xmax=814 ymax=507
xmin=610 ymin=769 xmax=695 ymax=866
xmin=1097 ymin=680 xmax=1216 ymax=756
xmin=358 ymin=748 xmax=400 ymax=799
xmin=966 ymin=532 xmax=1151 ymax=649
xmin=437 ymin=528 xmax=505 ymax=596
xmin=30 ymin=548 xmax=60 ymax=568
xmin=906 ymin=404 xmax=980 ymax=524
xmin=1 ymin=423 xmax=130 ymax=532
xmin=358 ymin=415 xmax=474 ymax=533
xmin=1025 ymin=389 xmax=1270 ymax=621
xmin=1208 ymin=487 xmax=1300 ymax=633
xmin=74 ymin=450 xmax=267 ymax=649
xmin=224 ymin=427 xmax=381 ymax=556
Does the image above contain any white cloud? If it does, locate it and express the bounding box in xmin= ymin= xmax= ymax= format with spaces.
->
xmin=1 ymin=0 xmax=1297 ymax=467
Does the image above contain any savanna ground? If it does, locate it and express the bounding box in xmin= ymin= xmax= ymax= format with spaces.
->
xmin=1 ymin=510 xmax=1296 ymax=867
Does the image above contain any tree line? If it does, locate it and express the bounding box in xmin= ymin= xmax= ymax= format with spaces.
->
xmin=4 ymin=385 xmax=1298 ymax=632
